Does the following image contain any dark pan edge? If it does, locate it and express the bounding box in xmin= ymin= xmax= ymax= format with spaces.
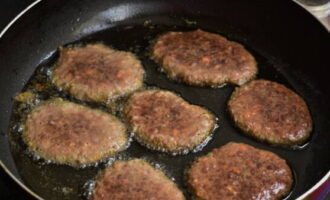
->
xmin=293 ymin=0 xmax=330 ymax=32
xmin=0 ymin=0 xmax=329 ymax=200
xmin=297 ymin=171 xmax=330 ymax=200
xmin=0 ymin=0 xmax=43 ymax=199
xmin=0 ymin=0 xmax=41 ymax=38
xmin=0 ymin=161 xmax=42 ymax=200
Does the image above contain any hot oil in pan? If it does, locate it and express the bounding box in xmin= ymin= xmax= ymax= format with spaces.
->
xmin=8 ymin=24 xmax=317 ymax=200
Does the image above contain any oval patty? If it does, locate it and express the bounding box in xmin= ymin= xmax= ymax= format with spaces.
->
xmin=151 ymin=29 xmax=257 ymax=87
xmin=23 ymin=98 xmax=128 ymax=167
xmin=186 ymin=142 xmax=293 ymax=200
xmin=52 ymin=44 xmax=144 ymax=103
xmin=228 ymin=79 xmax=312 ymax=146
xmin=124 ymin=90 xmax=216 ymax=153
xmin=91 ymin=159 xmax=185 ymax=200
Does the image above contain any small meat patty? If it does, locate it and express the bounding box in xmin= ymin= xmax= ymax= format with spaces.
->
xmin=151 ymin=29 xmax=257 ymax=87
xmin=91 ymin=159 xmax=185 ymax=200
xmin=186 ymin=142 xmax=293 ymax=200
xmin=228 ymin=79 xmax=312 ymax=146
xmin=124 ymin=90 xmax=216 ymax=153
xmin=23 ymin=98 xmax=128 ymax=167
xmin=52 ymin=44 xmax=144 ymax=103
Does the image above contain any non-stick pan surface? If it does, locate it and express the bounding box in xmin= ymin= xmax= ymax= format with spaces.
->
xmin=0 ymin=0 xmax=329 ymax=199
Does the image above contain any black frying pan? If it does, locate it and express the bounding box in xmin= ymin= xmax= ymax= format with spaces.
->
xmin=0 ymin=0 xmax=329 ymax=199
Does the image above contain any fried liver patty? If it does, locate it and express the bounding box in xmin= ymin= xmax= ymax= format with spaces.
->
xmin=151 ymin=29 xmax=257 ymax=87
xmin=124 ymin=90 xmax=215 ymax=153
xmin=23 ymin=99 xmax=127 ymax=167
xmin=228 ymin=79 xmax=312 ymax=146
xmin=52 ymin=44 xmax=144 ymax=103
xmin=92 ymin=159 xmax=185 ymax=200
xmin=186 ymin=142 xmax=293 ymax=200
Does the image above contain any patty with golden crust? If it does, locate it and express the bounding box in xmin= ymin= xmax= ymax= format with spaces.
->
xmin=52 ymin=44 xmax=144 ymax=103
xmin=151 ymin=29 xmax=257 ymax=87
xmin=186 ymin=142 xmax=293 ymax=200
xmin=124 ymin=89 xmax=216 ymax=153
xmin=228 ymin=79 xmax=312 ymax=146
xmin=23 ymin=98 xmax=128 ymax=167
xmin=92 ymin=159 xmax=185 ymax=200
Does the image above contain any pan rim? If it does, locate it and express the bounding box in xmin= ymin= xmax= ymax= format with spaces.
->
xmin=296 ymin=171 xmax=330 ymax=200
xmin=0 ymin=0 xmax=328 ymax=199
xmin=0 ymin=0 xmax=41 ymax=38
xmin=293 ymin=0 xmax=330 ymax=31
xmin=0 ymin=161 xmax=43 ymax=200
xmin=0 ymin=2 xmax=44 ymax=199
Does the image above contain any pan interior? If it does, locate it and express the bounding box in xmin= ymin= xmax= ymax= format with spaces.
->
xmin=7 ymin=21 xmax=330 ymax=200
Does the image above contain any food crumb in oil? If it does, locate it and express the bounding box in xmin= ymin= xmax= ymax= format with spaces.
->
xmin=143 ymin=20 xmax=152 ymax=26
xmin=14 ymin=91 xmax=35 ymax=103
xmin=62 ymin=187 xmax=74 ymax=195
xmin=33 ymin=83 xmax=49 ymax=92
xmin=183 ymin=18 xmax=197 ymax=25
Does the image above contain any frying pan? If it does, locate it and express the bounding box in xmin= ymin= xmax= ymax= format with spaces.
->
xmin=0 ymin=0 xmax=329 ymax=199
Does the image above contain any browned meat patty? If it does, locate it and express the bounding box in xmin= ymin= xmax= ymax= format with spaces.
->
xmin=124 ymin=90 xmax=216 ymax=153
xmin=150 ymin=29 xmax=257 ymax=87
xmin=23 ymin=98 xmax=128 ymax=167
xmin=91 ymin=159 xmax=185 ymax=200
xmin=186 ymin=142 xmax=293 ymax=200
xmin=52 ymin=44 xmax=144 ymax=103
xmin=228 ymin=79 xmax=312 ymax=146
